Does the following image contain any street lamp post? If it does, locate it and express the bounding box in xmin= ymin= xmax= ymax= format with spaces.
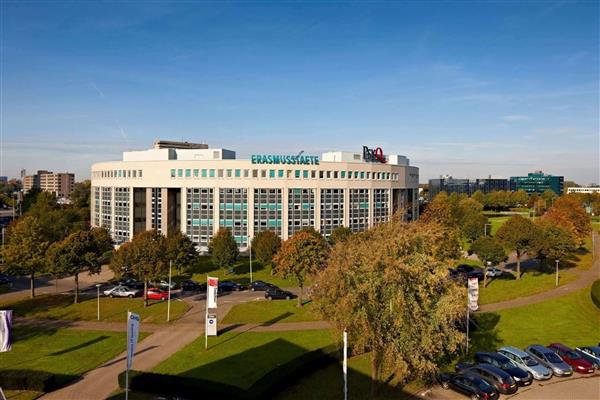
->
xmin=484 ymin=223 xmax=492 ymax=236
xmin=555 ymin=259 xmax=559 ymax=287
xmin=248 ymin=236 xmax=253 ymax=284
xmin=96 ymin=284 xmax=101 ymax=321
xmin=167 ymin=260 xmax=172 ymax=322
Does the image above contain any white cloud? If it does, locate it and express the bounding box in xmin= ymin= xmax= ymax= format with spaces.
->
xmin=502 ymin=115 xmax=530 ymax=121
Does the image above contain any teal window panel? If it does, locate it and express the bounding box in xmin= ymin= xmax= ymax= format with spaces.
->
xmin=192 ymin=219 xmax=200 ymax=226
xmin=294 ymin=188 xmax=301 ymax=194
xmin=235 ymin=169 xmax=241 ymax=177
xmin=360 ymin=172 xmax=365 ymax=179
xmin=193 ymin=169 xmax=199 ymax=177
xmin=201 ymin=169 xmax=207 ymax=178
xmin=303 ymin=170 xmax=309 ymax=178
xmin=234 ymin=204 xmax=242 ymax=210
xmin=278 ymin=169 xmax=284 ymax=178
xmin=192 ymin=203 xmax=200 ymax=210
xmin=170 ymin=169 xmax=176 ymax=178
xmin=177 ymin=169 xmax=183 ymax=177
xmin=209 ymin=169 xmax=215 ymax=178
xmin=295 ymin=170 xmax=301 ymax=178
xmin=302 ymin=203 xmax=312 ymax=210
xmin=185 ymin=169 xmax=191 ymax=177
xmin=269 ymin=170 xmax=275 ymax=178
xmin=360 ymin=202 xmax=369 ymax=209
xmin=243 ymin=203 xmax=248 ymax=210
xmin=341 ymin=171 xmax=346 ymax=178
xmin=354 ymin=171 xmax=359 ymax=179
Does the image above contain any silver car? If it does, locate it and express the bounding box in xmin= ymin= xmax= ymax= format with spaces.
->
xmin=525 ymin=344 xmax=573 ymax=377
xmin=498 ymin=346 xmax=552 ymax=380
xmin=103 ymin=285 xmax=140 ymax=298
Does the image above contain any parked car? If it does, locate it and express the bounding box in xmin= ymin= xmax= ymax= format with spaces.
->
xmin=455 ymin=363 xmax=518 ymax=395
xmin=468 ymin=269 xmax=485 ymax=280
xmin=485 ymin=267 xmax=502 ymax=278
xmin=474 ymin=352 xmax=532 ymax=386
xmin=548 ymin=343 xmax=595 ymax=374
xmin=497 ymin=346 xmax=552 ymax=380
xmin=456 ymin=264 xmax=474 ymax=274
xmin=249 ymin=280 xmax=277 ymax=291
xmin=438 ymin=372 xmax=499 ymax=400
xmin=265 ymin=287 xmax=294 ymax=300
xmin=156 ymin=280 xmax=177 ymax=290
xmin=180 ymin=280 xmax=206 ymax=292
xmin=573 ymin=348 xmax=600 ymax=370
xmin=576 ymin=346 xmax=600 ymax=366
xmin=117 ymin=278 xmax=144 ymax=289
xmin=103 ymin=285 xmax=140 ymax=298
xmin=525 ymin=345 xmax=573 ymax=376
xmin=0 ymin=273 xmax=11 ymax=285
xmin=147 ymin=287 xmax=169 ymax=301
xmin=218 ymin=281 xmax=246 ymax=293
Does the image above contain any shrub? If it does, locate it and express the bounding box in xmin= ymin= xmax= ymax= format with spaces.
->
xmin=592 ymin=280 xmax=600 ymax=310
xmin=0 ymin=370 xmax=58 ymax=392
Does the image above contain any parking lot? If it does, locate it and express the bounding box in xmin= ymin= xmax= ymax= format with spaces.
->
xmin=422 ymin=373 xmax=600 ymax=400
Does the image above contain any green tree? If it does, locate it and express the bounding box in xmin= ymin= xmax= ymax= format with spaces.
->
xmin=421 ymin=192 xmax=455 ymax=226
xmin=1 ymin=216 xmax=49 ymax=298
xmin=496 ymin=215 xmax=539 ymax=280
xmin=70 ymin=180 xmax=91 ymax=225
xmin=541 ymin=189 xmax=558 ymax=206
xmin=459 ymin=211 xmax=488 ymax=242
xmin=314 ymin=220 xmax=464 ymax=396
xmin=328 ymin=226 xmax=353 ymax=245
xmin=251 ymin=230 xmax=281 ymax=266
xmin=471 ymin=190 xmax=485 ymax=206
xmin=47 ymin=228 xmax=113 ymax=303
xmin=542 ymin=196 xmax=592 ymax=246
xmin=208 ymin=228 xmax=239 ymax=270
xmin=273 ymin=229 xmax=329 ymax=306
xmin=110 ymin=230 xmax=169 ymax=306
xmin=471 ymin=236 xmax=506 ymax=265
xmin=167 ymin=230 xmax=199 ymax=273
xmin=531 ymin=221 xmax=576 ymax=271
xmin=511 ymin=190 xmax=529 ymax=208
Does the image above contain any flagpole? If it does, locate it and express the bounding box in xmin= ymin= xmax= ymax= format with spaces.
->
xmin=343 ymin=329 xmax=348 ymax=400
xmin=466 ymin=299 xmax=469 ymax=355
xmin=205 ymin=274 xmax=208 ymax=350
xmin=126 ymin=310 xmax=130 ymax=400
xmin=167 ymin=260 xmax=172 ymax=322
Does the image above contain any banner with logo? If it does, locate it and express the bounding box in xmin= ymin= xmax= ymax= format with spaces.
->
xmin=468 ymin=277 xmax=479 ymax=311
xmin=0 ymin=310 xmax=12 ymax=352
xmin=207 ymin=277 xmax=218 ymax=309
xmin=126 ymin=311 xmax=140 ymax=369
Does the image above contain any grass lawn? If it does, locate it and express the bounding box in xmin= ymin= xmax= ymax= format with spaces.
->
xmin=488 ymin=216 xmax=509 ymax=236
xmin=0 ymin=326 xmax=149 ymax=387
xmin=221 ymin=299 xmax=320 ymax=324
xmin=183 ymin=256 xmax=298 ymax=288
xmin=592 ymin=221 xmax=600 ymax=233
xmin=4 ymin=391 xmax=43 ymax=400
xmin=153 ymin=329 xmax=334 ymax=390
xmin=0 ymin=294 xmax=190 ymax=324
xmin=473 ymin=286 xmax=600 ymax=352
xmin=478 ymin=269 xmax=577 ymax=305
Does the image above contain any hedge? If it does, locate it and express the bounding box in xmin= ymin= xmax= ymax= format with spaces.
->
xmin=591 ymin=279 xmax=600 ymax=310
xmin=0 ymin=370 xmax=74 ymax=392
xmin=118 ymin=344 xmax=339 ymax=399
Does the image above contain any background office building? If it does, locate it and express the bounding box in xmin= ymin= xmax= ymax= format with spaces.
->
xmin=510 ymin=171 xmax=564 ymax=195
xmin=23 ymin=170 xmax=75 ymax=198
xmin=91 ymin=141 xmax=419 ymax=249
xmin=567 ymin=187 xmax=600 ymax=194
xmin=428 ymin=176 xmax=514 ymax=199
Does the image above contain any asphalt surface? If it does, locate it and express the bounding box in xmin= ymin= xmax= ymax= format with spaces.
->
xmin=422 ymin=373 xmax=600 ymax=400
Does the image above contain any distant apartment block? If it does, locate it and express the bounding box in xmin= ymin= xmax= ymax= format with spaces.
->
xmin=23 ymin=170 xmax=75 ymax=198
xmin=509 ymin=171 xmax=564 ymax=195
xmin=567 ymin=187 xmax=600 ymax=194
xmin=428 ymin=176 xmax=514 ymax=199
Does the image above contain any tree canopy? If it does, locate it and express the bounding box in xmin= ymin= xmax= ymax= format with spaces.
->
xmin=251 ymin=230 xmax=281 ymax=266
xmin=167 ymin=230 xmax=199 ymax=273
xmin=471 ymin=236 xmax=506 ymax=266
xmin=495 ymin=215 xmax=540 ymax=279
xmin=542 ymin=196 xmax=591 ymax=246
xmin=328 ymin=226 xmax=353 ymax=245
xmin=208 ymin=228 xmax=239 ymax=269
xmin=314 ymin=219 xmax=464 ymax=395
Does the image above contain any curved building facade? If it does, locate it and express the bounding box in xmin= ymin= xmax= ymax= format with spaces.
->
xmin=91 ymin=142 xmax=419 ymax=250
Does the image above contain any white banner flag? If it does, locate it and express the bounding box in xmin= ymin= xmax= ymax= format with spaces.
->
xmin=126 ymin=311 xmax=140 ymax=369
xmin=207 ymin=277 xmax=218 ymax=309
xmin=468 ymin=277 xmax=479 ymax=311
xmin=0 ymin=310 xmax=13 ymax=352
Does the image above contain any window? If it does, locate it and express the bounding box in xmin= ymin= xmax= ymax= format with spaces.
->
xmin=244 ymin=169 xmax=249 ymax=177
xmin=341 ymin=171 xmax=346 ymax=178
xmin=170 ymin=169 xmax=176 ymax=178
xmin=269 ymin=169 xmax=275 ymax=178
xmin=333 ymin=171 xmax=338 ymax=179
xmin=278 ymin=169 xmax=284 ymax=178
xmin=133 ymin=170 xmax=137 ymax=178
xmin=261 ymin=170 xmax=267 ymax=178
xmin=319 ymin=171 xmax=324 ymax=179
xmin=360 ymin=172 xmax=365 ymax=179
xmin=185 ymin=169 xmax=191 ymax=178
xmin=193 ymin=169 xmax=199 ymax=177
xmin=235 ymin=169 xmax=241 ymax=177
xmin=366 ymin=172 xmax=370 ymax=179
xmin=217 ymin=169 xmax=223 ymax=178
xmin=202 ymin=169 xmax=207 ymax=178
xmin=311 ymin=171 xmax=316 ymax=178
xmin=227 ymin=169 xmax=232 ymax=178
xmin=354 ymin=171 xmax=359 ymax=179
xmin=326 ymin=171 xmax=331 ymax=179
xmin=303 ymin=170 xmax=309 ymax=178
xmin=295 ymin=170 xmax=301 ymax=178
xmin=252 ymin=169 xmax=258 ymax=178
xmin=209 ymin=169 xmax=215 ymax=178
xmin=177 ymin=169 xmax=183 ymax=178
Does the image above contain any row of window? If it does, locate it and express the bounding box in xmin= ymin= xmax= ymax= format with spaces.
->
xmin=170 ymin=168 xmax=399 ymax=181
xmin=93 ymin=170 xmax=143 ymax=179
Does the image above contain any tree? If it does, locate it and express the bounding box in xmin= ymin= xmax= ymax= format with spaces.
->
xmin=1 ymin=216 xmax=49 ymax=298
xmin=541 ymin=189 xmax=558 ymax=206
xmin=251 ymin=230 xmax=281 ymax=266
xmin=167 ymin=231 xmax=199 ymax=273
xmin=532 ymin=221 xmax=576 ymax=270
xmin=511 ymin=190 xmax=529 ymax=207
xmin=420 ymin=192 xmax=455 ymax=226
xmin=273 ymin=229 xmax=329 ymax=306
xmin=70 ymin=180 xmax=91 ymax=225
xmin=495 ymin=215 xmax=539 ymax=280
xmin=542 ymin=196 xmax=592 ymax=246
xmin=47 ymin=228 xmax=113 ymax=303
xmin=314 ymin=220 xmax=464 ymax=396
xmin=328 ymin=226 xmax=353 ymax=245
xmin=471 ymin=236 xmax=506 ymax=265
xmin=471 ymin=190 xmax=485 ymax=206
xmin=208 ymin=228 xmax=239 ymax=269
xmin=110 ymin=230 xmax=169 ymax=306
xmin=458 ymin=207 xmax=488 ymax=243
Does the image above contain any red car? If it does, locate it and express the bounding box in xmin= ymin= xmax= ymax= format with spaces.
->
xmin=548 ymin=343 xmax=595 ymax=374
xmin=147 ymin=288 xmax=169 ymax=301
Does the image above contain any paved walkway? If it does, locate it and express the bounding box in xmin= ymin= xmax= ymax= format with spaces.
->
xmin=479 ymin=232 xmax=599 ymax=312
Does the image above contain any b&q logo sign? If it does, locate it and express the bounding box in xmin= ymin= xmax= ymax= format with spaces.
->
xmin=363 ymin=146 xmax=386 ymax=163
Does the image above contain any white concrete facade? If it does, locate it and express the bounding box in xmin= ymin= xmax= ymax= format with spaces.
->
xmin=91 ymin=144 xmax=419 ymax=250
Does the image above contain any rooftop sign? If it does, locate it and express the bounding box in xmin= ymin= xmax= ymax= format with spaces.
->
xmin=363 ymin=146 xmax=386 ymax=163
xmin=251 ymin=153 xmax=319 ymax=165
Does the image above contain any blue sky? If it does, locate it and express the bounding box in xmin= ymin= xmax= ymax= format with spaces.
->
xmin=1 ymin=1 xmax=598 ymax=183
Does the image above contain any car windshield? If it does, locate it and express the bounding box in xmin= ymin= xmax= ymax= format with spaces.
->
xmin=546 ymin=352 xmax=563 ymax=363
xmin=566 ymin=351 xmax=581 ymax=359
xmin=522 ymin=356 xmax=538 ymax=366
xmin=475 ymin=379 xmax=491 ymax=390
xmin=499 ymin=360 xmax=514 ymax=369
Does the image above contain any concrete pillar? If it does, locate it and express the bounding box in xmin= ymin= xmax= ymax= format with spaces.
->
xmin=160 ymin=188 xmax=169 ymax=235
xmin=180 ymin=187 xmax=187 ymax=235
xmin=247 ymin=187 xmax=255 ymax=241
xmin=314 ymin=188 xmax=321 ymax=233
xmin=129 ymin=187 xmax=134 ymax=240
xmin=343 ymin=188 xmax=350 ymax=227
xmin=110 ymin=187 xmax=115 ymax=237
xmin=368 ymin=188 xmax=374 ymax=229
xmin=282 ymin=187 xmax=289 ymax=241
xmin=213 ymin=187 xmax=220 ymax=236
xmin=145 ymin=188 xmax=153 ymax=230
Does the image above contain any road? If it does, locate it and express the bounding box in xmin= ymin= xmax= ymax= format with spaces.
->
xmin=422 ymin=374 xmax=600 ymax=400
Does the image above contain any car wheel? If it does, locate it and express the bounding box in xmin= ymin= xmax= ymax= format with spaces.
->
xmin=128 ymin=294 xmax=133 ymax=298
xmin=251 ymin=288 xmax=255 ymax=292
xmin=470 ymin=395 xmax=478 ymax=400
xmin=441 ymin=381 xmax=449 ymax=389
xmin=267 ymin=296 xmax=273 ymax=301
xmin=285 ymin=295 xmax=291 ymax=300
xmin=109 ymin=294 xmax=114 ymax=298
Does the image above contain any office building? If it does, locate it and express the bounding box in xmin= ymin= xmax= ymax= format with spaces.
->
xmin=24 ymin=170 xmax=75 ymax=198
xmin=428 ymin=176 xmax=514 ymax=199
xmin=510 ymin=171 xmax=564 ymax=195
xmin=91 ymin=141 xmax=420 ymax=248
xmin=567 ymin=187 xmax=600 ymax=194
